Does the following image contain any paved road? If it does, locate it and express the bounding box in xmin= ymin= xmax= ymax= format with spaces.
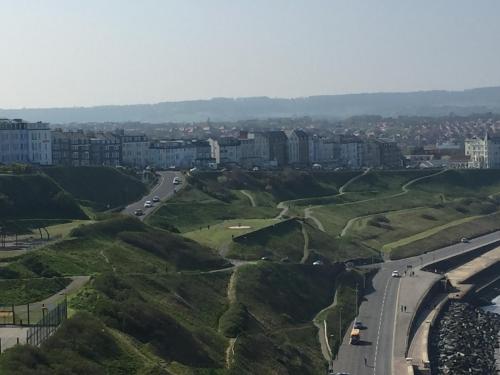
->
xmin=122 ymin=171 xmax=183 ymax=220
xmin=331 ymin=230 xmax=500 ymax=375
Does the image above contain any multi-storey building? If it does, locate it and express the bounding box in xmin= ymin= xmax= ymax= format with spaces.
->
xmin=51 ymin=130 xmax=90 ymax=166
xmin=465 ymin=133 xmax=500 ymax=169
xmin=337 ymin=135 xmax=364 ymax=169
xmin=117 ymin=131 xmax=151 ymax=168
xmin=89 ymin=133 xmax=121 ymax=166
xmin=287 ymin=129 xmax=309 ymax=166
xmin=377 ymin=139 xmax=402 ymax=169
xmin=209 ymin=137 xmax=241 ymax=165
xmin=0 ymin=119 xmax=52 ymax=165
xmin=267 ymin=131 xmax=288 ymax=167
xmin=149 ymin=140 xmax=214 ymax=169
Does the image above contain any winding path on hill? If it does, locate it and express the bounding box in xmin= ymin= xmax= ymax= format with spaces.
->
xmin=313 ymin=287 xmax=339 ymax=362
xmin=304 ymin=207 xmax=325 ymax=232
xmin=338 ymin=169 xmax=448 ymax=237
xmin=275 ymin=201 xmax=289 ymax=219
xmin=300 ymin=223 xmax=310 ymax=264
xmin=224 ymin=269 xmax=239 ymax=369
xmin=240 ymin=190 xmax=256 ymax=207
xmin=298 ymin=169 xmax=371 ymax=232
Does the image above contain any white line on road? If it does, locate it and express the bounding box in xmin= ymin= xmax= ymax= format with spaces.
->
xmin=373 ymin=276 xmax=391 ymax=375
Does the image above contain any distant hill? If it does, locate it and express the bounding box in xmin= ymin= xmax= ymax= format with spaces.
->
xmin=1 ymin=86 xmax=500 ymax=123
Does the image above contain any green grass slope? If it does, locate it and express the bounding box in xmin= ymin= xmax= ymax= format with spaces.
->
xmin=0 ymin=174 xmax=86 ymax=220
xmin=43 ymin=166 xmax=147 ymax=210
xmin=147 ymin=185 xmax=279 ymax=233
xmin=412 ymin=169 xmax=500 ymax=198
xmin=228 ymin=262 xmax=343 ymax=375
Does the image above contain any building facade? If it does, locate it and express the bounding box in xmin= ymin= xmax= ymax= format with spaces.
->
xmin=0 ymin=119 xmax=52 ymax=165
xmin=287 ymin=129 xmax=309 ymax=166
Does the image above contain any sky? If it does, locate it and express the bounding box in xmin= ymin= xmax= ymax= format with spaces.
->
xmin=1 ymin=0 xmax=500 ymax=108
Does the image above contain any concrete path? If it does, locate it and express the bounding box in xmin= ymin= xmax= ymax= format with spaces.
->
xmin=300 ymin=223 xmax=310 ymax=264
xmin=304 ymin=206 xmax=325 ymax=232
xmin=240 ymin=190 xmax=256 ymax=207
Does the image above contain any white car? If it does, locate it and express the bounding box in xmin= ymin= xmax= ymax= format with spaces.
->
xmin=313 ymin=260 xmax=324 ymax=266
xmin=152 ymin=196 xmax=160 ymax=203
xmin=173 ymin=177 xmax=181 ymax=185
xmin=392 ymin=270 xmax=401 ymax=278
xmin=144 ymin=200 xmax=153 ymax=208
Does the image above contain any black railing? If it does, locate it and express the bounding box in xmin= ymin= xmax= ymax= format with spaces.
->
xmin=26 ymin=299 xmax=67 ymax=347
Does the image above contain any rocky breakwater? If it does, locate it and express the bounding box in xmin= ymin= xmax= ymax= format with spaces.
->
xmin=430 ymin=301 xmax=500 ymax=374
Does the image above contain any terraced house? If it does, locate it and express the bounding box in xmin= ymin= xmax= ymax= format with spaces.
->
xmin=0 ymin=119 xmax=52 ymax=165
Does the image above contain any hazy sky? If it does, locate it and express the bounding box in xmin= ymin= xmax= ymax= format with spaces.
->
xmin=1 ymin=0 xmax=500 ymax=108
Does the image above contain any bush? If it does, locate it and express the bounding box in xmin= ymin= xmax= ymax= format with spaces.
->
xmin=421 ymin=213 xmax=437 ymax=221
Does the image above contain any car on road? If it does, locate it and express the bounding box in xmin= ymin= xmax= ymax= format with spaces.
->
xmin=260 ymin=256 xmax=271 ymax=261
xmin=391 ymin=270 xmax=401 ymax=278
xmin=152 ymin=196 xmax=160 ymax=202
xmin=353 ymin=320 xmax=364 ymax=329
xmin=461 ymin=237 xmax=470 ymax=243
xmin=313 ymin=260 xmax=324 ymax=266
xmin=173 ymin=177 xmax=181 ymax=185
xmin=144 ymin=200 xmax=153 ymax=208
xmin=134 ymin=208 xmax=144 ymax=216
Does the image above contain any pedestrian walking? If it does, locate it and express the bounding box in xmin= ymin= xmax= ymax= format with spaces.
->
xmin=404 ymin=305 xmax=407 ymax=312
xmin=364 ymin=357 xmax=367 ymax=366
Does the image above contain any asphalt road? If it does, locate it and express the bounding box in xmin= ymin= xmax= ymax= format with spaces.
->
xmin=332 ymin=230 xmax=500 ymax=375
xmin=122 ymin=171 xmax=183 ymax=220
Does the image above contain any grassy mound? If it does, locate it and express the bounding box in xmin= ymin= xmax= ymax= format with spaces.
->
xmin=0 ymin=174 xmax=86 ymax=220
xmin=227 ymin=262 xmax=343 ymax=374
xmin=227 ymin=219 xmax=305 ymax=261
xmin=148 ymin=185 xmax=279 ymax=233
xmin=43 ymin=166 xmax=147 ymax=210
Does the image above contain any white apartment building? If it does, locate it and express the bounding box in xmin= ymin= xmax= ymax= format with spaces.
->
xmin=465 ymin=134 xmax=500 ymax=168
xmin=0 ymin=119 xmax=52 ymax=165
xmin=149 ymin=140 xmax=213 ymax=169
xmin=121 ymin=134 xmax=151 ymax=167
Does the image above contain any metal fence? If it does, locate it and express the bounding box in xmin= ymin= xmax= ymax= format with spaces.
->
xmin=26 ymin=299 xmax=67 ymax=347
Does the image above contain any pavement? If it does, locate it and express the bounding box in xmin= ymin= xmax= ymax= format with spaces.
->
xmin=122 ymin=171 xmax=183 ymax=220
xmin=331 ymin=230 xmax=500 ymax=375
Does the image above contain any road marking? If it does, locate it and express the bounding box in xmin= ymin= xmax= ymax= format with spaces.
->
xmin=391 ymin=276 xmax=402 ymax=375
xmin=150 ymin=173 xmax=166 ymax=195
xmin=373 ymin=276 xmax=391 ymax=375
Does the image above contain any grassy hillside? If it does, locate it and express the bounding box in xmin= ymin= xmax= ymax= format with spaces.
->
xmin=0 ymin=174 xmax=86 ymax=220
xmin=227 ymin=262 xmax=343 ymax=375
xmin=412 ymin=169 xmax=500 ymax=198
xmin=147 ymin=185 xmax=279 ymax=233
xmin=43 ymin=166 xmax=147 ymax=210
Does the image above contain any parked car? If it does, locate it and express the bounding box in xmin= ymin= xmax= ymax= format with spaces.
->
xmin=134 ymin=209 xmax=144 ymax=216
xmin=152 ymin=196 xmax=160 ymax=202
xmin=391 ymin=270 xmax=401 ymax=278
